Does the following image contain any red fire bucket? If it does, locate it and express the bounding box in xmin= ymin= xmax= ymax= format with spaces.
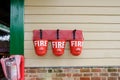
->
xmin=51 ymin=40 xmax=66 ymax=56
xmin=70 ymin=40 xmax=83 ymax=56
xmin=33 ymin=39 xmax=48 ymax=56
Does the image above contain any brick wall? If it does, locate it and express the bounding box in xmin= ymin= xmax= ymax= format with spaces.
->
xmin=25 ymin=66 xmax=120 ymax=80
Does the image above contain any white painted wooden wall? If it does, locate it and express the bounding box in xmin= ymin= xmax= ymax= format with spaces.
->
xmin=24 ymin=0 xmax=120 ymax=67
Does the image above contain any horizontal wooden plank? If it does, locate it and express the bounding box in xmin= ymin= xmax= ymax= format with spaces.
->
xmin=24 ymin=41 xmax=120 ymax=49
xmin=25 ymin=7 xmax=120 ymax=15
xmin=24 ymin=15 xmax=120 ymax=23
xmin=25 ymin=0 xmax=120 ymax=6
xmin=25 ymin=58 xmax=120 ymax=67
xmin=24 ymin=24 xmax=120 ymax=32
xmin=25 ymin=32 xmax=120 ymax=41
xmin=25 ymin=49 xmax=120 ymax=59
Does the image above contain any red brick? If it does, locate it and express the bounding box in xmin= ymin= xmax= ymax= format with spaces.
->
xmin=56 ymin=73 xmax=66 ymax=77
xmin=108 ymin=68 xmax=117 ymax=72
xmin=66 ymin=73 xmax=72 ymax=77
xmin=118 ymin=77 xmax=120 ymax=80
xmin=74 ymin=78 xmax=80 ymax=80
xmin=37 ymin=69 xmax=47 ymax=73
xmin=53 ymin=69 xmax=63 ymax=73
xmin=101 ymin=68 xmax=107 ymax=72
xmin=83 ymin=73 xmax=93 ymax=76
xmin=91 ymin=68 xmax=101 ymax=72
xmin=100 ymin=73 xmax=109 ymax=76
xmin=91 ymin=77 xmax=101 ymax=80
xmin=72 ymin=69 xmax=80 ymax=73
xmin=28 ymin=69 xmax=37 ymax=73
xmin=73 ymin=73 xmax=82 ymax=77
xmin=110 ymin=73 xmax=119 ymax=76
xmin=30 ymin=78 xmax=36 ymax=80
xmin=108 ymin=77 xmax=117 ymax=80
xmin=63 ymin=68 xmax=72 ymax=73
xmin=29 ymin=74 xmax=38 ymax=77
xmin=29 ymin=75 xmax=32 ymax=77
xmin=93 ymin=73 xmax=99 ymax=77
xmin=118 ymin=68 xmax=120 ymax=72
xmin=80 ymin=77 xmax=90 ymax=80
xmin=25 ymin=74 xmax=28 ymax=77
xmin=80 ymin=68 xmax=90 ymax=72
xmin=25 ymin=69 xmax=30 ymax=73
xmin=33 ymin=75 xmax=38 ymax=77
xmin=52 ymin=78 xmax=63 ymax=80
xmin=101 ymin=77 xmax=107 ymax=80
xmin=25 ymin=78 xmax=30 ymax=80
xmin=36 ymin=78 xmax=45 ymax=80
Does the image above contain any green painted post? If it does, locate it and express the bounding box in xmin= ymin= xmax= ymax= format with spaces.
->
xmin=10 ymin=0 xmax=24 ymax=55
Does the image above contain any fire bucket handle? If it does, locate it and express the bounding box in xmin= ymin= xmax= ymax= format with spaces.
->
xmin=73 ymin=29 xmax=76 ymax=40
xmin=40 ymin=29 xmax=42 ymax=39
xmin=56 ymin=29 xmax=59 ymax=40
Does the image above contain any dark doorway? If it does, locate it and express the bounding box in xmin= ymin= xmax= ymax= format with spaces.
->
xmin=0 ymin=0 xmax=10 ymax=26
xmin=0 ymin=0 xmax=10 ymax=79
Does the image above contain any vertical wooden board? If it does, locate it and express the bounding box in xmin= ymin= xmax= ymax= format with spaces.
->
xmin=10 ymin=0 xmax=24 ymax=55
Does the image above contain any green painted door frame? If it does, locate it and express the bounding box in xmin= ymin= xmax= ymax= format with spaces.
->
xmin=10 ymin=0 xmax=24 ymax=55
